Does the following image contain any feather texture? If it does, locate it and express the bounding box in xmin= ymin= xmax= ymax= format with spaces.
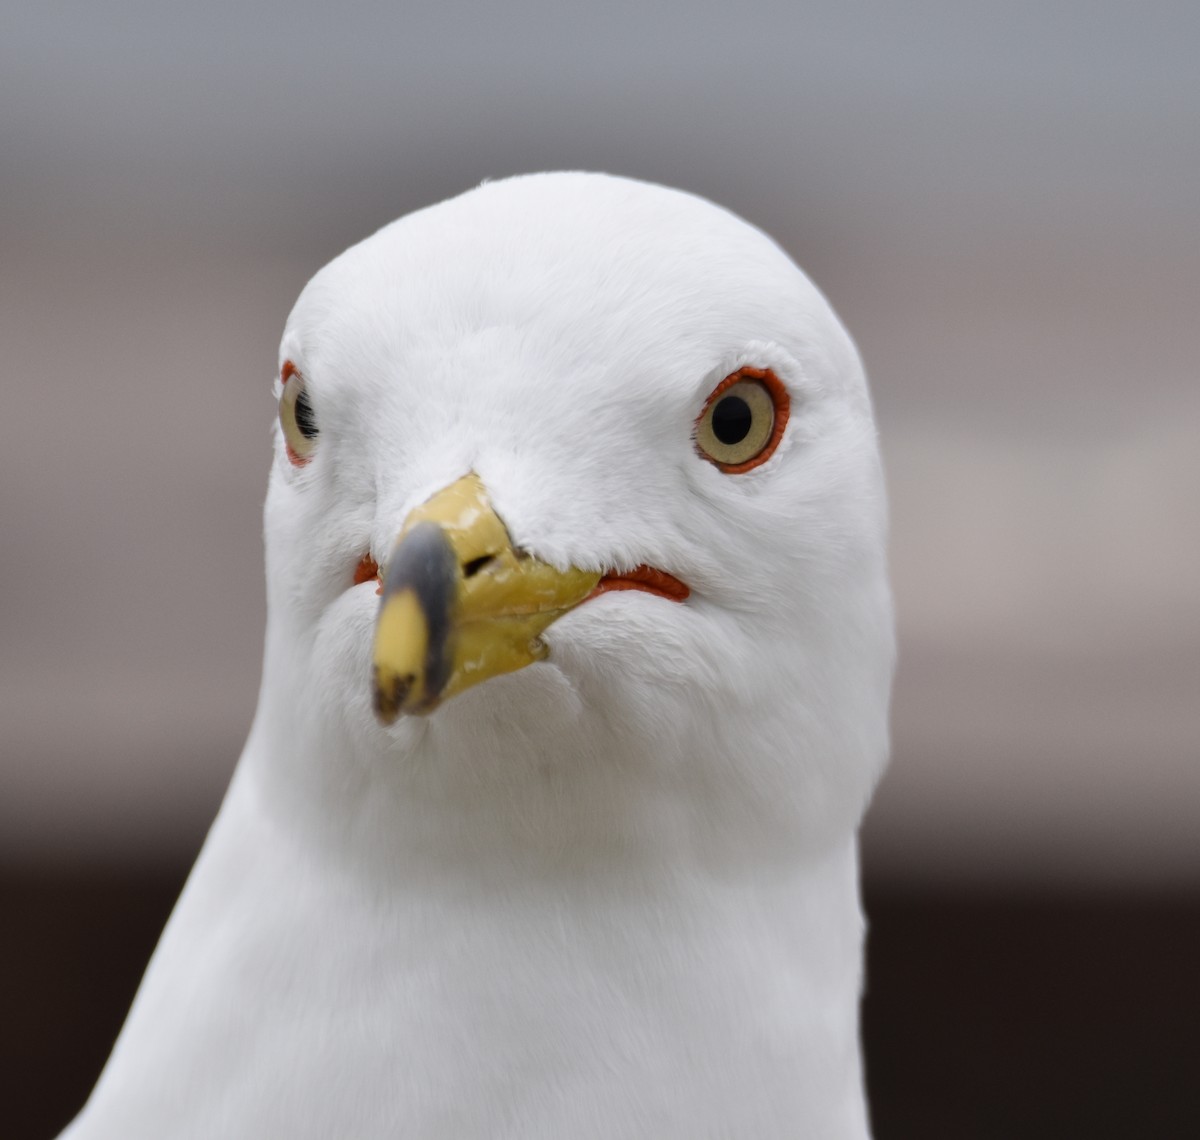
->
xmin=63 ymin=172 xmax=894 ymax=1139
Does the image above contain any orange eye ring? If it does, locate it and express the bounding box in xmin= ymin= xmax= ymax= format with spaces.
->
xmin=279 ymin=360 xmax=318 ymax=467
xmin=694 ymin=366 xmax=790 ymax=473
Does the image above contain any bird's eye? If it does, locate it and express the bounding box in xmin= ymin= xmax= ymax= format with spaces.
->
xmin=279 ymin=361 xmax=318 ymax=466
xmin=695 ymin=367 xmax=789 ymax=472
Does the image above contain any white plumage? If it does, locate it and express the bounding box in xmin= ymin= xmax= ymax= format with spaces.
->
xmin=63 ymin=172 xmax=894 ymax=1138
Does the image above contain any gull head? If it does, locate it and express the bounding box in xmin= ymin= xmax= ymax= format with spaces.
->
xmin=259 ymin=172 xmax=894 ymax=852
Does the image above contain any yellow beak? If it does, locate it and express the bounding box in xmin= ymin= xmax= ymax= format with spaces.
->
xmin=371 ymin=474 xmax=601 ymax=722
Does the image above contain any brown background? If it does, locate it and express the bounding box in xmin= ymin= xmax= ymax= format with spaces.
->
xmin=2 ymin=2 xmax=1197 ymax=1135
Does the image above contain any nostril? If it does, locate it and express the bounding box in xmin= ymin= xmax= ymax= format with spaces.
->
xmin=462 ymin=554 xmax=497 ymax=579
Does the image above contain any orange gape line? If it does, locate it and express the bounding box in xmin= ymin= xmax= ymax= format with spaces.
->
xmin=354 ymin=554 xmax=383 ymax=595
xmin=355 ymin=553 xmax=685 ymax=603
xmin=591 ymin=565 xmax=690 ymax=603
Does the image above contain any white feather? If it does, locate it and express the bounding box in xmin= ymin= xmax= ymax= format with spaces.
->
xmin=63 ymin=172 xmax=894 ymax=1139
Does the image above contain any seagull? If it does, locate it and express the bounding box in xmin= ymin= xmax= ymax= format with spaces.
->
xmin=62 ymin=172 xmax=895 ymax=1138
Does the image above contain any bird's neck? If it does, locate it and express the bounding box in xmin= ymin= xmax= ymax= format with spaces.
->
xmin=231 ymin=702 xmax=873 ymax=1135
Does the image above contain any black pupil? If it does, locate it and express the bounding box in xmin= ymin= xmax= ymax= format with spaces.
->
xmin=711 ymin=394 xmax=752 ymax=445
xmin=294 ymin=390 xmax=318 ymax=439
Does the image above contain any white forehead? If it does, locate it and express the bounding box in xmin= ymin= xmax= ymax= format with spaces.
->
xmin=281 ymin=172 xmax=863 ymax=405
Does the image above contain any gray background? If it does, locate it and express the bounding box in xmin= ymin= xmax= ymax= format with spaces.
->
xmin=3 ymin=0 xmax=1197 ymax=884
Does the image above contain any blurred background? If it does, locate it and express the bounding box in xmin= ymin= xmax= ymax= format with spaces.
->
xmin=2 ymin=1 xmax=1197 ymax=1135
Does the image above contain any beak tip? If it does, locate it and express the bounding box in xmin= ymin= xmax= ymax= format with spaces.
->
xmin=372 ymin=667 xmax=415 ymax=726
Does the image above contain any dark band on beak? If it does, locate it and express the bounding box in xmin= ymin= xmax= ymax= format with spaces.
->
xmin=373 ymin=521 xmax=457 ymax=715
